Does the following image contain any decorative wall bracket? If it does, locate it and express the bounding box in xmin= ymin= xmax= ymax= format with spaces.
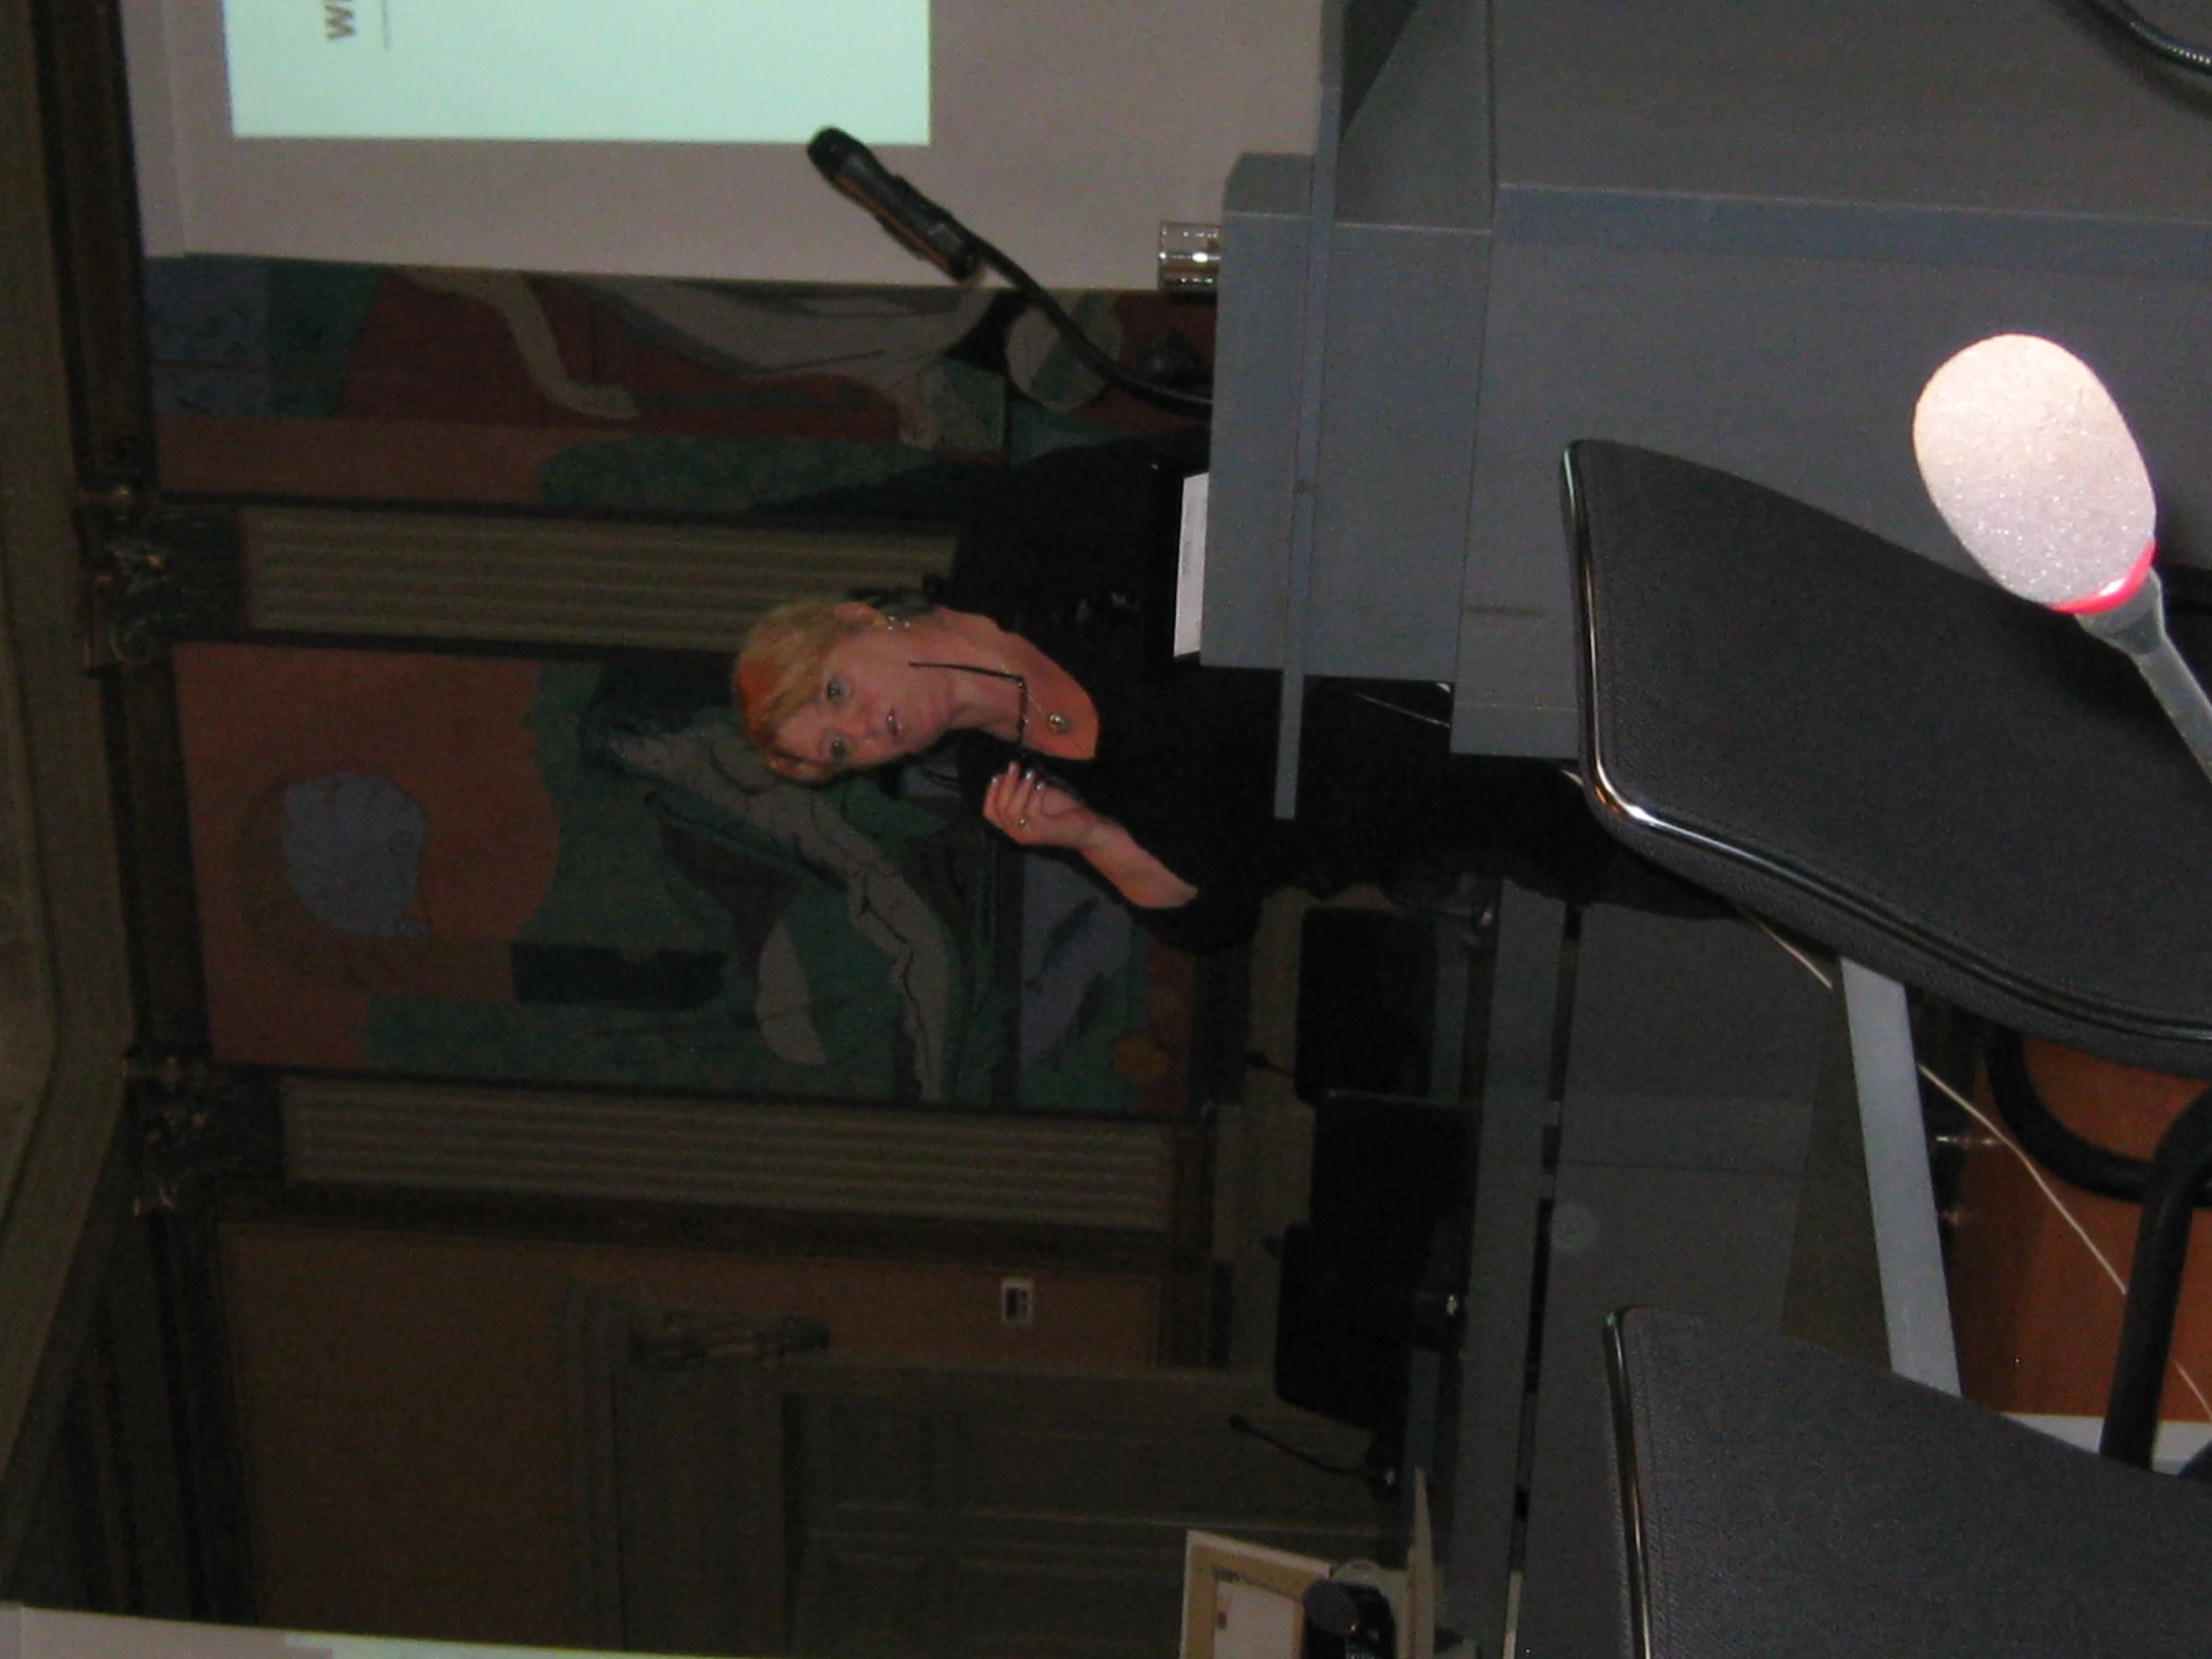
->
xmin=79 ymin=487 xmax=244 ymax=670
xmin=630 ymin=1309 xmax=832 ymax=1373
xmin=127 ymin=1049 xmax=282 ymax=1213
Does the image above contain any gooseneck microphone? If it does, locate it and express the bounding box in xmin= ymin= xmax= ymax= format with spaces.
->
xmin=1913 ymin=331 xmax=2212 ymax=788
xmin=806 ymin=128 xmax=982 ymax=280
xmin=804 ymin=127 xmax=1212 ymax=418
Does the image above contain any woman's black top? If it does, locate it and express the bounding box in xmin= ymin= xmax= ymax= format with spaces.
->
xmin=937 ymin=435 xmax=1697 ymax=951
xmin=935 ymin=433 xmax=1297 ymax=952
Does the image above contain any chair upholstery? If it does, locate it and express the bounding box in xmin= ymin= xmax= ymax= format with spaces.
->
xmin=1565 ymin=439 xmax=2212 ymax=1077
xmin=1605 ymin=1307 xmax=2212 ymax=1659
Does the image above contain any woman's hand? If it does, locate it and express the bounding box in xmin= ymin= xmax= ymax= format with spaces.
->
xmin=981 ymin=762 xmax=1199 ymax=910
xmin=982 ymin=763 xmax=1104 ymax=852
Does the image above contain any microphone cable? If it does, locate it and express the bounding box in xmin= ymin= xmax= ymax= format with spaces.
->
xmin=808 ymin=128 xmax=1213 ymax=420
xmin=1226 ymin=1413 xmax=1374 ymax=1482
xmin=965 ymin=227 xmax=1214 ymax=418
xmin=2070 ymin=0 xmax=2212 ymax=78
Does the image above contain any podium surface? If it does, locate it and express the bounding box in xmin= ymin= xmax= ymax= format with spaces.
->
xmin=1206 ymin=0 xmax=2212 ymax=768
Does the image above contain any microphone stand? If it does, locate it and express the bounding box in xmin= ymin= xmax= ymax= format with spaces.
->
xmin=2075 ymin=568 xmax=2212 ymax=789
xmin=806 ymin=128 xmax=1211 ymax=419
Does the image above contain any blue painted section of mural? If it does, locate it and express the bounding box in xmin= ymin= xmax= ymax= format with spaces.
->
xmin=145 ymin=256 xmax=385 ymax=418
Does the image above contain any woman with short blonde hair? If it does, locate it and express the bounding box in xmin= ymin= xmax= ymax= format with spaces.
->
xmin=735 ymin=437 xmax=1715 ymax=951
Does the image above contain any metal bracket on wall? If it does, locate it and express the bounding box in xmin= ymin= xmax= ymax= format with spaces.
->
xmin=126 ymin=1049 xmax=283 ymax=1214
xmin=1158 ymin=222 xmax=1223 ymax=294
xmin=77 ymin=486 xmax=244 ymax=670
xmin=629 ymin=1309 xmax=832 ymax=1372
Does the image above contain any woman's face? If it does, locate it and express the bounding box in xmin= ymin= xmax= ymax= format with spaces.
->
xmin=772 ymin=611 xmax=954 ymax=773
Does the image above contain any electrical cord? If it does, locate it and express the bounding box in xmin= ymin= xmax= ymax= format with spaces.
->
xmin=2072 ymin=0 xmax=2212 ymax=77
xmin=1743 ymin=918 xmax=2212 ymax=1435
xmin=1226 ymin=1413 xmax=1374 ymax=1481
xmin=964 ymin=232 xmax=1215 ymax=418
xmin=1916 ymin=1061 xmax=2212 ymax=1425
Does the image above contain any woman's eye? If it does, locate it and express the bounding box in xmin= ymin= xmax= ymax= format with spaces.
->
xmin=825 ymin=676 xmax=845 ymax=705
xmin=827 ymin=736 xmax=848 ymax=764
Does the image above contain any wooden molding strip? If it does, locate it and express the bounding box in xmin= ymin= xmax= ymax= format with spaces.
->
xmin=243 ymin=507 xmax=953 ymax=652
xmin=283 ymin=1078 xmax=1175 ymax=1234
xmin=0 ymin=0 xmax=136 ymax=1504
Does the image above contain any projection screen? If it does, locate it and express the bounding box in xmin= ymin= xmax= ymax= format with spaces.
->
xmin=120 ymin=0 xmax=1321 ymax=287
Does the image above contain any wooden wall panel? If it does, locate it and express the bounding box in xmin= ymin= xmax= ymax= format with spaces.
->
xmin=1948 ymin=1039 xmax=2212 ymax=1423
xmin=222 ymin=1222 xmax=1160 ymax=1645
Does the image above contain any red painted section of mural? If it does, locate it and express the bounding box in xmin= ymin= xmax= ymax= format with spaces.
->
xmin=178 ymin=644 xmax=560 ymax=1067
xmin=156 ymin=416 xmax=583 ymax=505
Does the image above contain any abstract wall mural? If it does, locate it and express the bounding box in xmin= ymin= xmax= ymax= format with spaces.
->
xmin=143 ymin=257 xmax=1211 ymax=512
xmin=150 ymin=256 xmax=1212 ymax=1113
xmin=177 ymin=642 xmax=1163 ymax=1112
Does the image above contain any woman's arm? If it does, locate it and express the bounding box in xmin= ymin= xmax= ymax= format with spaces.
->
xmin=981 ymin=763 xmax=1198 ymax=910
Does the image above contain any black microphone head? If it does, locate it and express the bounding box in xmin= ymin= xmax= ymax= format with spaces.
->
xmin=807 ymin=127 xmax=862 ymax=181
xmin=803 ymin=125 xmax=981 ymax=282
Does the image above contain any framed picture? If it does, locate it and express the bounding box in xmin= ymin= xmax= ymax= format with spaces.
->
xmin=1180 ymin=1531 xmax=1333 ymax=1659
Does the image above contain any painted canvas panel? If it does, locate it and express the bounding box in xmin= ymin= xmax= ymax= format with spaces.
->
xmin=178 ymin=642 xmax=1156 ymax=1109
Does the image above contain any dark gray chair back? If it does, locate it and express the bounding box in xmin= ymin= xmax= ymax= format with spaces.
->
xmin=1565 ymin=439 xmax=2212 ymax=1077
xmin=1607 ymin=1307 xmax=2212 ymax=1659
